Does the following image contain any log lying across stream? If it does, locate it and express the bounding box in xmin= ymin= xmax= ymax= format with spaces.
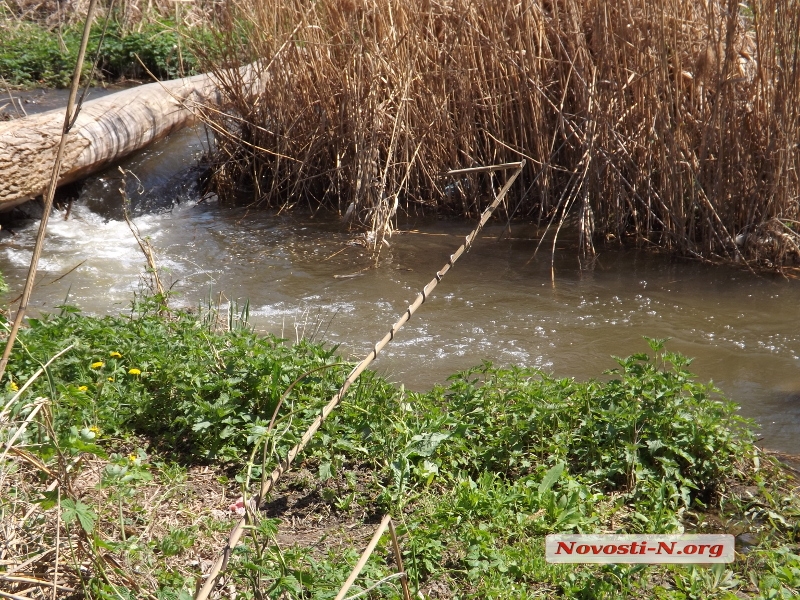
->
xmin=0 ymin=69 xmax=247 ymax=211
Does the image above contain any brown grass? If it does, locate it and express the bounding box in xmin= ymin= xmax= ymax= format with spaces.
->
xmin=3 ymin=0 xmax=221 ymax=32
xmin=0 ymin=447 xmax=383 ymax=599
xmin=198 ymin=0 xmax=800 ymax=269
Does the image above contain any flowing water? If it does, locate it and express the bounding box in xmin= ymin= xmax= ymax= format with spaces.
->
xmin=1 ymin=112 xmax=799 ymax=453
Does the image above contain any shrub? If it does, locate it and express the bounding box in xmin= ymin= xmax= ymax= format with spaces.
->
xmin=6 ymin=299 xmax=350 ymax=462
xmin=0 ymin=20 xmax=206 ymax=87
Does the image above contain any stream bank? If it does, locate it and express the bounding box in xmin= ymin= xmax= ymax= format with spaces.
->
xmin=0 ymin=122 xmax=798 ymax=453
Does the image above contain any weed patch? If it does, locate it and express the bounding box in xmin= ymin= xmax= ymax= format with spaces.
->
xmin=0 ymin=19 xmax=209 ymax=87
xmin=1 ymin=302 xmax=798 ymax=598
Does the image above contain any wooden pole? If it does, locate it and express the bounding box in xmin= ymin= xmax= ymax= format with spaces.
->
xmin=388 ymin=519 xmax=412 ymax=600
xmin=333 ymin=515 xmax=392 ymax=600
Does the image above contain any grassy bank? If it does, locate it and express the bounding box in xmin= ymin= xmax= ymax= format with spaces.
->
xmin=0 ymin=1 xmax=213 ymax=87
xmin=200 ymin=0 xmax=800 ymax=271
xmin=1 ymin=298 xmax=798 ymax=598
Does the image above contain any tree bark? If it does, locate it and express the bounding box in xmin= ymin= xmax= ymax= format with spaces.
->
xmin=0 ymin=72 xmax=226 ymax=210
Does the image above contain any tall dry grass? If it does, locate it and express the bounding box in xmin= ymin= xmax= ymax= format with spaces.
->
xmin=199 ymin=0 xmax=800 ymax=269
xmin=3 ymin=0 xmax=221 ymax=32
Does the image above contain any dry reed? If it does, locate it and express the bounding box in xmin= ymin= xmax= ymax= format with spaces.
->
xmin=3 ymin=0 xmax=222 ymax=32
xmin=198 ymin=0 xmax=800 ymax=269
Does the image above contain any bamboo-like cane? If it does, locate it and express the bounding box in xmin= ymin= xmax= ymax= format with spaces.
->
xmin=333 ymin=515 xmax=392 ymax=600
xmin=388 ymin=518 xmax=412 ymax=600
xmin=330 ymin=515 xmax=412 ymax=600
xmin=194 ymin=160 xmax=524 ymax=600
xmin=0 ymin=0 xmax=98 ymax=382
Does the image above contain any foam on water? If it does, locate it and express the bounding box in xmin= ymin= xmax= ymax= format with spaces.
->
xmin=1 ymin=204 xmax=193 ymax=308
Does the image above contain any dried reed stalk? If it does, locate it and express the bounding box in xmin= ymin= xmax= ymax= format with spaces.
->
xmin=332 ymin=514 xmax=411 ymax=600
xmin=198 ymin=0 xmax=799 ymax=269
xmin=0 ymin=0 xmax=98 ymax=383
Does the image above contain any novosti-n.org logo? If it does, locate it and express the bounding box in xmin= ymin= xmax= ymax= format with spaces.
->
xmin=546 ymin=534 xmax=735 ymax=564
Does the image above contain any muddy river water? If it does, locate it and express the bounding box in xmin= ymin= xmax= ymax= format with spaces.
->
xmin=1 ymin=94 xmax=799 ymax=453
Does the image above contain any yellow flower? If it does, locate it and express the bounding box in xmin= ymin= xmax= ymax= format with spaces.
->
xmin=128 ymin=454 xmax=138 ymax=463
xmin=91 ymin=361 xmax=104 ymax=369
xmin=109 ymin=351 xmax=122 ymax=358
xmin=107 ymin=377 xmax=114 ymax=382
xmin=78 ymin=385 xmax=88 ymax=392
xmin=128 ymin=368 xmax=141 ymax=376
xmin=9 ymin=381 xmax=18 ymax=391
xmin=89 ymin=425 xmax=100 ymax=434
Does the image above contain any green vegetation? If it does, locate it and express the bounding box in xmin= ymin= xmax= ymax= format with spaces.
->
xmin=0 ymin=18 xmax=207 ymax=87
xmin=1 ymin=298 xmax=798 ymax=598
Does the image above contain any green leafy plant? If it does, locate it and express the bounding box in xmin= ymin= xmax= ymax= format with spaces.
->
xmin=2 ymin=298 xmax=793 ymax=600
xmin=0 ymin=19 xmax=209 ymax=87
xmin=61 ymin=497 xmax=97 ymax=534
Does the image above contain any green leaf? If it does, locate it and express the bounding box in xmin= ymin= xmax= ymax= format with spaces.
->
xmin=334 ymin=438 xmax=368 ymax=455
xmin=318 ymin=461 xmax=333 ymax=481
xmin=37 ymin=490 xmax=59 ymax=510
xmin=407 ymin=432 xmax=451 ymax=458
xmin=538 ymin=462 xmax=565 ymax=497
xmin=65 ymin=439 xmax=107 ymax=458
xmin=61 ymin=499 xmax=97 ymax=534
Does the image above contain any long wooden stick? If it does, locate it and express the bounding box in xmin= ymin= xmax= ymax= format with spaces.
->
xmin=388 ymin=518 xmax=412 ymax=600
xmin=332 ymin=515 xmax=411 ymax=600
xmin=194 ymin=160 xmax=525 ymax=600
xmin=0 ymin=0 xmax=98 ymax=382
xmin=333 ymin=515 xmax=392 ymax=600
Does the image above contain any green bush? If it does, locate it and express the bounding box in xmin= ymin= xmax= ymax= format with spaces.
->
xmin=98 ymin=21 xmax=202 ymax=81
xmin=315 ymin=339 xmax=755 ymax=512
xmin=0 ymin=20 xmax=206 ymax=87
xmin=5 ymin=298 xmax=350 ymax=462
xmin=438 ymin=340 xmax=755 ymax=504
xmin=0 ymin=22 xmax=76 ymax=87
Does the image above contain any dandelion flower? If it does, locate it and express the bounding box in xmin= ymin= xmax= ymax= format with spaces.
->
xmin=128 ymin=368 xmax=141 ymax=376
xmin=89 ymin=425 xmax=100 ymax=434
xmin=107 ymin=377 xmax=114 ymax=382
xmin=109 ymin=351 xmax=122 ymax=358
xmin=9 ymin=381 xmax=18 ymax=391
xmin=91 ymin=361 xmax=104 ymax=369
xmin=78 ymin=385 xmax=88 ymax=392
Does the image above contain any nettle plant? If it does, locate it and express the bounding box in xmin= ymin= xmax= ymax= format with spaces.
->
xmin=312 ymin=337 xmax=754 ymax=525
xmin=7 ymin=299 xmax=350 ymax=463
xmin=431 ymin=338 xmax=755 ymax=510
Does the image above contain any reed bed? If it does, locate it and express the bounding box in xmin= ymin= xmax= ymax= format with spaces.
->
xmin=199 ymin=0 xmax=799 ymax=268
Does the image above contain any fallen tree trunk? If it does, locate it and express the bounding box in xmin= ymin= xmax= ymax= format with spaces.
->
xmin=0 ymin=70 xmax=243 ymax=210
